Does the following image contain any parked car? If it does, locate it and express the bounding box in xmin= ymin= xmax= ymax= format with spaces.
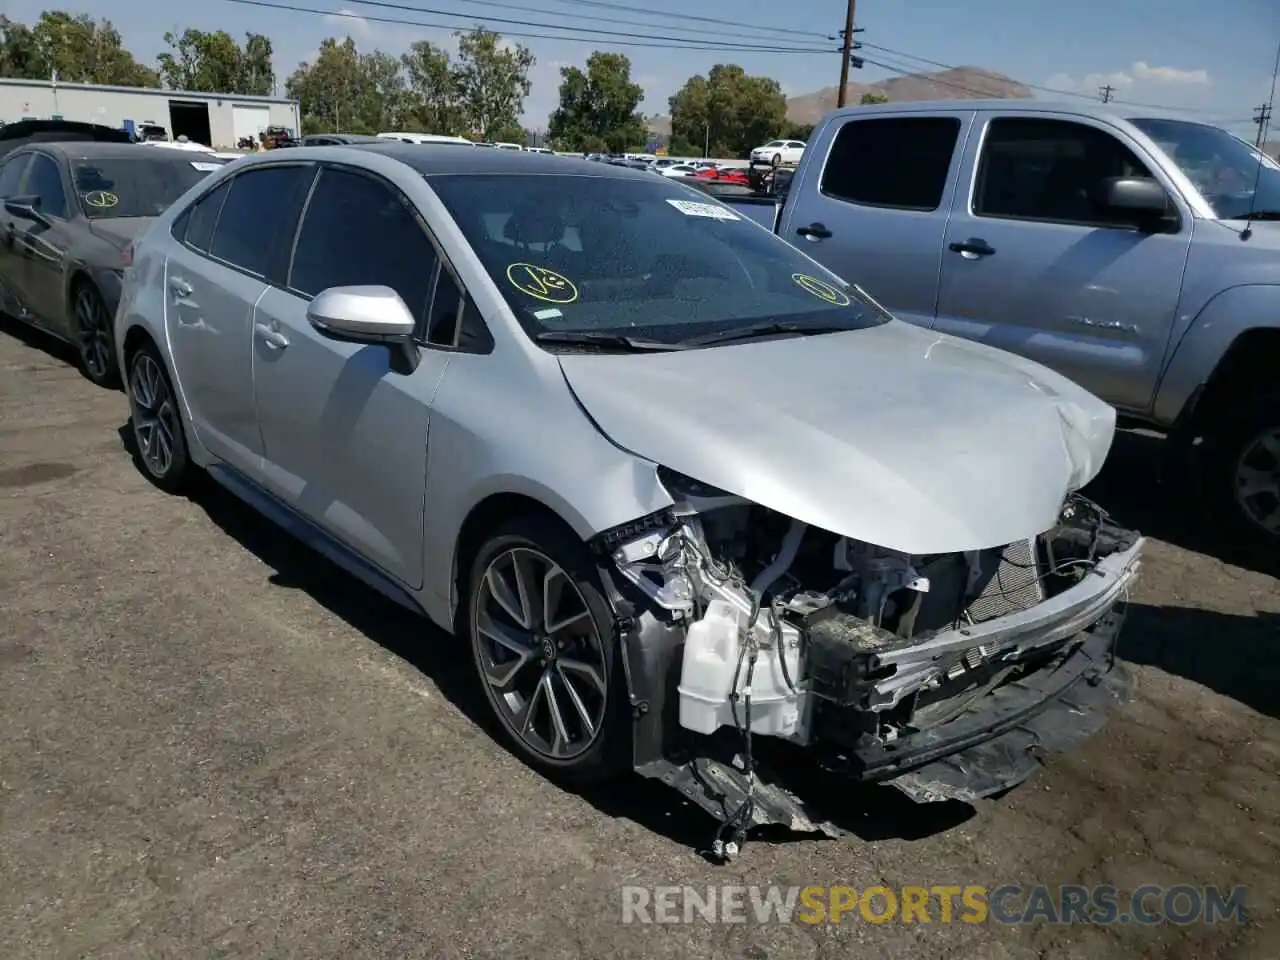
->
xmin=657 ymin=163 xmax=699 ymax=178
xmin=750 ymin=139 xmax=805 ymax=166
xmin=113 ymin=144 xmax=1142 ymax=847
xmin=717 ymin=99 xmax=1280 ymax=554
xmin=299 ymin=134 xmax=386 ymax=146
xmin=0 ymin=119 xmax=132 ymax=158
xmin=0 ymin=141 xmax=218 ymax=386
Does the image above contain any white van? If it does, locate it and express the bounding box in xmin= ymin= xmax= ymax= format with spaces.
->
xmin=376 ymin=132 xmax=473 ymax=145
xmin=492 ymin=141 xmax=524 ymax=151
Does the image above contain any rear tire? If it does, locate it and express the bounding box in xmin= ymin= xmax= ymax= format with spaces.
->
xmin=126 ymin=341 xmax=190 ymax=494
xmin=72 ymin=282 xmax=120 ymax=388
xmin=1199 ymin=387 xmax=1280 ymax=555
xmin=460 ymin=515 xmax=631 ymax=782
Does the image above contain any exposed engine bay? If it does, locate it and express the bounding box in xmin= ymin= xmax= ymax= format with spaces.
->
xmin=593 ymin=468 xmax=1143 ymax=860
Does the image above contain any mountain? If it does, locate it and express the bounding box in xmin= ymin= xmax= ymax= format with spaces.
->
xmin=645 ymin=66 xmax=1033 ymax=137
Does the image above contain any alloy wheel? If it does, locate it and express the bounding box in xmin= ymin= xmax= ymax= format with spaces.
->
xmin=473 ymin=546 xmax=609 ymax=761
xmin=1234 ymin=427 xmax=1280 ymax=536
xmin=130 ymin=353 xmax=179 ymax=478
xmin=75 ymin=287 xmax=113 ymax=382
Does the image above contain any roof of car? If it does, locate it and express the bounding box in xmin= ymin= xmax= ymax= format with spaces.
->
xmin=333 ymin=141 xmax=658 ymax=180
xmin=29 ymin=142 xmax=195 ymax=162
xmin=827 ymin=98 xmax=1191 ymax=123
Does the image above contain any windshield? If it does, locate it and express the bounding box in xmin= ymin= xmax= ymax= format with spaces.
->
xmin=1131 ymin=117 xmax=1280 ymax=219
xmin=427 ymin=173 xmax=892 ymax=346
xmin=72 ymin=157 xmax=213 ymax=219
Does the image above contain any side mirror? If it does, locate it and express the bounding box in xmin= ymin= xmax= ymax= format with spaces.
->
xmin=1096 ymin=176 xmax=1169 ymax=216
xmin=307 ymin=285 xmax=416 ymax=343
xmin=5 ymin=195 xmax=47 ymax=226
xmin=306 ymin=285 xmax=421 ymax=372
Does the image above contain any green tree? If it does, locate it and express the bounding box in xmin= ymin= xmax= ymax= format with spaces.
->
xmin=286 ymin=37 xmax=410 ymax=134
xmin=781 ymin=121 xmax=814 ymax=141
xmin=547 ymin=51 xmax=646 ymax=153
xmin=0 ymin=16 xmax=45 ymax=79
xmin=400 ymin=39 xmax=462 ymax=134
xmin=158 ymin=29 xmax=275 ymax=95
xmin=668 ymin=64 xmax=785 ymax=158
xmin=28 ymin=11 xmax=158 ymax=86
xmin=452 ymin=27 xmax=534 ymax=141
xmin=859 ymin=91 xmax=888 ymax=105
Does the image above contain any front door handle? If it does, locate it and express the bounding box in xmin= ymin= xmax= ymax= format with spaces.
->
xmin=254 ymin=320 xmax=289 ymax=349
xmin=168 ymin=276 xmax=193 ymax=298
xmin=796 ymin=222 xmax=832 ymax=240
xmin=948 ymin=237 xmax=996 ymax=257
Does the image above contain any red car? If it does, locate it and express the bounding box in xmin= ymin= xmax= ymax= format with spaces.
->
xmin=715 ymin=167 xmax=749 ymax=185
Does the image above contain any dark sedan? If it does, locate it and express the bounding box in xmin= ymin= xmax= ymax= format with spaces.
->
xmin=0 ymin=141 xmax=216 ymax=386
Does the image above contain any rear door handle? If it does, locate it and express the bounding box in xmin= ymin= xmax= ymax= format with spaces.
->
xmin=254 ymin=320 xmax=289 ymax=349
xmin=948 ymin=237 xmax=996 ymax=257
xmin=168 ymin=276 xmax=193 ymax=298
xmin=796 ymin=222 xmax=832 ymax=240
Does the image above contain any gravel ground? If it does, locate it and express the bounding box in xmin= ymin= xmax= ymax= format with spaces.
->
xmin=1 ymin=319 xmax=1277 ymax=959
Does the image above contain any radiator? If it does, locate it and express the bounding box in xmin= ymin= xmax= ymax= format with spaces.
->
xmin=966 ymin=538 xmax=1044 ymax=623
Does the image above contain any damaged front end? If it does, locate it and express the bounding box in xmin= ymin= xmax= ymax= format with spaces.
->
xmin=591 ymin=468 xmax=1143 ymax=857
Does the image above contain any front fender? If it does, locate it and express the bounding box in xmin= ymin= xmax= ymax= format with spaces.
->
xmin=1153 ymin=283 xmax=1280 ymax=426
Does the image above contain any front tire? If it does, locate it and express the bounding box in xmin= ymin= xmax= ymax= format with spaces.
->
xmin=1200 ymin=387 xmax=1280 ymax=555
xmin=461 ymin=516 xmax=630 ymax=781
xmin=72 ymin=282 xmax=120 ymax=388
xmin=771 ymin=152 xmax=782 ymax=167
xmin=126 ymin=342 xmax=190 ymax=493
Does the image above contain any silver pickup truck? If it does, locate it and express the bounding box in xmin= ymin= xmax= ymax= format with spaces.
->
xmin=721 ymin=99 xmax=1280 ymax=553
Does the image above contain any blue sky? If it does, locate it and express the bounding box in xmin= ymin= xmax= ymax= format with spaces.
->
xmin=4 ymin=0 xmax=1277 ymax=135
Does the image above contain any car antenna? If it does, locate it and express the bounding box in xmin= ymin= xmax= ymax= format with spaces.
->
xmin=1241 ymin=37 xmax=1280 ymax=242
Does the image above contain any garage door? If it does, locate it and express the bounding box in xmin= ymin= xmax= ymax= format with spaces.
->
xmin=232 ymin=105 xmax=271 ymax=145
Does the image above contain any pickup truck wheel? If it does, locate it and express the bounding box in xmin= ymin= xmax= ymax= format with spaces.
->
xmin=461 ymin=516 xmax=630 ymax=782
xmin=1201 ymin=389 xmax=1280 ymax=551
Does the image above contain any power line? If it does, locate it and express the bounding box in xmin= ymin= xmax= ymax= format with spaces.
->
xmin=219 ymin=0 xmax=834 ymax=53
xmin=456 ymin=0 xmax=827 ymax=40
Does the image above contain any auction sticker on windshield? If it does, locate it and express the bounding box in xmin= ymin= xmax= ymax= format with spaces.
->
xmin=665 ymin=199 xmax=740 ymax=221
xmin=82 ymin=190 xmax=119 ymax=209
xmin=506 ymin=262 xmax=579 ymax=304
xmin=792 ymin=273 xmax=851 ymax=306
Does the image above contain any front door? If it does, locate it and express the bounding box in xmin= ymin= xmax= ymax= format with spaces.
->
xmin=933 ymin=113 xmax=1194 ymax=414
xmin=164 ymin=163 xmax=314 ymax=473
xmin=252 ymin=164 xmax=454 ymax=589
xmin=781 ymin=111 xmax=973 ymax=327
xmin=0 ymin=153 xmax=32 ymax=317
xmin=19 ymin=153 xmax=75 ymax=330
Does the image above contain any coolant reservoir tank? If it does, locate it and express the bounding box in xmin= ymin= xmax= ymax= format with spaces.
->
xmin=677 ymin=599 xmax=804 ymax=738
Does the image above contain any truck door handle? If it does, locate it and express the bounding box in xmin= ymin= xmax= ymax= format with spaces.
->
xmin=796 ymin=222 xmax=832 ymax=240
xmin=168 ymin=277 xmax=193 ymax=298
xmin=254 ymin=320 xmax=289 ymax=350
xmin=949 ymin=238 xmax=996 ymax=257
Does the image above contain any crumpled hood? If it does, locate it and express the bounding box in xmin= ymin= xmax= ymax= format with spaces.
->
xmin=557 ymin=320 xmax=1116 ymax=554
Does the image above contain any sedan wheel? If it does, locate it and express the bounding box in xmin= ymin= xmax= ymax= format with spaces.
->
xmin=73 ymin=285 xmax=119 ymax=388
xmin=466 ymin=518 xmax=627 ymax=779
xmin=128 ymin=345 xmax=189 ymax=491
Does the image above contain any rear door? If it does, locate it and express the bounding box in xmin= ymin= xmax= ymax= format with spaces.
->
xmin=932 ymin=112 xmax=1193 ymax=412
xmin=165 ymin=162 xmax=314 ymax=474
xmin=0 ymin=152 xmax=33 ymax=317
xmin=251 ymin=163 xmax=456 ymax=588
xmin=780 ymin=111 xmax=972 ymax=327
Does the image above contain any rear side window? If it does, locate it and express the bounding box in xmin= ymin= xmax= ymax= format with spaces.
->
xmin=181 ymin=179 xmax=230 ymax=251
xmin=209 ymin=165 xmax=314 ymax=279
xmin=821 ymin=116 xmax=962 ymax=211
xmin=288 ymin=166 xmax=438 ymax=318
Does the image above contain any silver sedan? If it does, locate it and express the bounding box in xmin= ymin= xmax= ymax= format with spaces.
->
xmin=114 ymin=145 xmax=1142 ymax=841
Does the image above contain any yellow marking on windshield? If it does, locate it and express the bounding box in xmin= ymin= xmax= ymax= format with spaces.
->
xmin=82 ymin=190 xmax=119 ymax=209
xmin=792 ymin=273 xmax=851 ymax=306
xmin=506 ymin=262 xmax=579 ymax=304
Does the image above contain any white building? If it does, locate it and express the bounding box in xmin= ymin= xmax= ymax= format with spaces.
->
xmin=0 ymin=78 xmax=300 ymax=150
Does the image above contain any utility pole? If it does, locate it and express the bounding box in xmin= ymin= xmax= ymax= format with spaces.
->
xmin=1254 ymin=103 xmax=1273 ymax=149
xmin=1098 ymin=84 xmax=1115 ymax=103
xmin=836 ymin=0 xmax=857 ymax=108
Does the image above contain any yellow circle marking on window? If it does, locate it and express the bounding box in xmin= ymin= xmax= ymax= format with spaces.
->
xmin=792 ymin=273 xmax=851 ymax=306
xmin=506 ymin=262 xmax=579 ymax=304
xmin=83 ymin=190 xmax=119 ymax=209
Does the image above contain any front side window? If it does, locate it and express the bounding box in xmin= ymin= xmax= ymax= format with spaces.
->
xmin=0 ymin=155 xmax=30 ymax=197
xmin=974 ymin=117 xmax=1157 ymax=226
xmin=428 ymin=173 xmax=892 ymax=347
xmin=26 ymin=154 xmax=68 ymax=218
xmin=821 ymin=116 xmax=962 ymax=211
xmin=208 ymin=165 xmax=313 ymax=279
xmin=72 ymin=156 xmax=210 ymax=220
xmin=289 ymin=166 xmax=438 ymax=319
xmin=1130 ymin=117 xmax=1280 ymax=220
